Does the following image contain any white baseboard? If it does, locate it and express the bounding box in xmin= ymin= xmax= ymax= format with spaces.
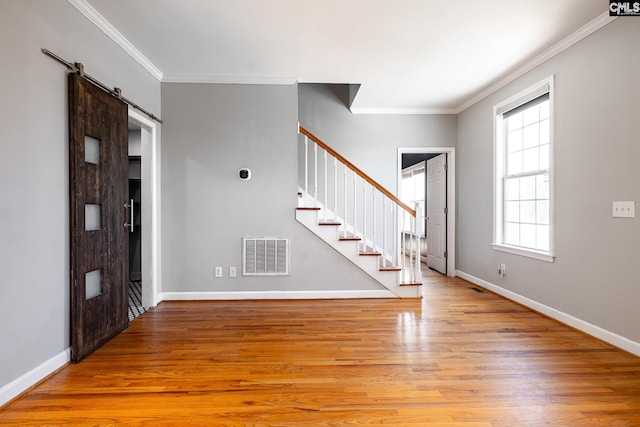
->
xmin=160 ymin=289 xmax=396 ymax=301
xmin=456 ymin=270 xmax=640 ymax=357
xmin=0 ymin=348 xmax=70 ymax=407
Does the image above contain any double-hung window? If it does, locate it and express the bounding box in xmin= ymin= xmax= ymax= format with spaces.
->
xmin=493 ymin=76 xmax=554 ymax=262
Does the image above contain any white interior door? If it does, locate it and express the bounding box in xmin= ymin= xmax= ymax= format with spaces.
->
xmin=426 ymin=154 xmax=447 ymax=274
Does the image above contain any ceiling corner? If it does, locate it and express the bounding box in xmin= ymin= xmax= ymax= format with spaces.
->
xmin=67 ymin=0 xmax=164 ymax=81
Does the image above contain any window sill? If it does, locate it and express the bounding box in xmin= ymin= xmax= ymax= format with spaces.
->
xmin=492 ymin=243 xmax=555 ymax=263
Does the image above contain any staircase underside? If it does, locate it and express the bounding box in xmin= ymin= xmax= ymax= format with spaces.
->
xmin=296 ymin=207 xmax=422 ymax=298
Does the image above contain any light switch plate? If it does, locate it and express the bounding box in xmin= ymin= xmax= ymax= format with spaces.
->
xmin=229 ymin=266 xmax=237 ymax=278
xmin=612 ymin=201 xmax=635 ymax=218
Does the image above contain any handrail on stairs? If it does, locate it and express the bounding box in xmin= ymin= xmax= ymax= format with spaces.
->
xmin=297 ymin=124 xmax=423 ymax=285
xmin=299 ymin=126 xmax=416 ymax=218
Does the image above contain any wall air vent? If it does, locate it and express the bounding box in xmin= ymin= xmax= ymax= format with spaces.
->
xmin=242 ymin=238 xmax=289 ymax=276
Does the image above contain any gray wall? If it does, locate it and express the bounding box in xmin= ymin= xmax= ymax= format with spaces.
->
xmin=457 ymin=18 xmax=640 ymax=343
xmin=0 ymin=0 xmax=161 ymax=389
xmin=160 ymin=83 xmax=385 ymax=292
xmin=298 ymin=84 xmax=457 ymax=192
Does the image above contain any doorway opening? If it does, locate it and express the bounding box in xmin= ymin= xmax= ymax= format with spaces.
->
xmin=127 ymin=125 xmax=145 ymax=321
xmin=398 ymin=147 xmax=456 ymax=277
xmin=127 ymin=108 xmax=161 ymax=317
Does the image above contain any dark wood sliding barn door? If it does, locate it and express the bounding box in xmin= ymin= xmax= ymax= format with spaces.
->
xmin=69 ymin=73 xmax=129 ymax=363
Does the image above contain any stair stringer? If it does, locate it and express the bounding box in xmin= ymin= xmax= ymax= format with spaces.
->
xmin=296 ymin=209 xmax=421 ymax=298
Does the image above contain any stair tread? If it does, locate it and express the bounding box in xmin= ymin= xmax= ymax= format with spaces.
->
xmin=318 ymin=221 xmax=342 ymax=226
xmin=399 ymin=282 xmax=423 ymax=286
xmin=379 ymin=267 xmax=402 ymax=271
xmin=339 ymin=237 xmax=362 ymax=241
xmin=296 ymin=207 xmax=321 ymax=211
xmin=359 ymin=251 xmax=382 ymax=256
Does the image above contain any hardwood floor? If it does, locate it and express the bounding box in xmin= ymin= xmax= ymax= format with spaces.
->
xmin=2 ymin=273 xmax=640 ymax=426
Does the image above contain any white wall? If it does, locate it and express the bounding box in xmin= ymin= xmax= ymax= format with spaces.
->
xmin=160 ymin=83 xmax=385 ymax=294
xmin=0 ymin=0 xmax=161 ymax=399
xmin=128 ymin=129 xmax=142 ymax=157
xmin=457 ymin=18 xmax=640 ymax=347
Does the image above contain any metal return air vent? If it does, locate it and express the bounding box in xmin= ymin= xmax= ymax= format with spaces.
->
xmin=242 ymin=238 xmax=289 ymax=276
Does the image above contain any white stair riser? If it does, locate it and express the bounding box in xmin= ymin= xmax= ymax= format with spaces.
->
xmin=296 ymin=209 xmax=420 ymax=298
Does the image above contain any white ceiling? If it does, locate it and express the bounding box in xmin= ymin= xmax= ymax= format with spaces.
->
xmin=82 ymin=0 xmax=607 ymax=113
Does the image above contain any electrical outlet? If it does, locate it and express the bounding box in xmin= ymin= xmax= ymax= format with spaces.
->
xmin=498 ymin=263 xmax=506 ymax=277
xmin=215 ymin=267 xmax=223 ymax=278
xmin=229 ymin=266 xmax=237 ymax=277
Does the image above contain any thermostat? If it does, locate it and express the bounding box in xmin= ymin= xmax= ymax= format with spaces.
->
xmin=238 ymin=168 xmax=251 ymax=181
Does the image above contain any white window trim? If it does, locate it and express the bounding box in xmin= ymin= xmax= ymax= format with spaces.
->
xmin=493 ymin=75 xmax=556 ymax=262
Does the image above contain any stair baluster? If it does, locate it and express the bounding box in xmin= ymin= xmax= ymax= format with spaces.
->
xmin=296 ymin=126 xmax=422 ymax=297
xmin=323 ymin=150 xmax=328 ymax=221
xmin=313 ymin=142 xmax=318 ymax=207
xmin=343 ymin=164 xmax=348 ymax=238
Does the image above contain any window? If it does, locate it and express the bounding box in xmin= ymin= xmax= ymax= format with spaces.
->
xmin=400 ymin=161 xmax=425 ymax=233
xmin=493 ymin=76 xmax=554 ymax=262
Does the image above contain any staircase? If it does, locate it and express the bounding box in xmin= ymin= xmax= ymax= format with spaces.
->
xmin=296 ymin=125 xmax=423 ymax=298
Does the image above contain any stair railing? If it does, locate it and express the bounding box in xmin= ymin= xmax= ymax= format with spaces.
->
xmin=298 ymin=125 xmax=423 ymax=283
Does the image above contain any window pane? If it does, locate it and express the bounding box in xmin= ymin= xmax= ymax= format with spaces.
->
xmin=536 ymin=174 xmax=550 ymax=199
xmin=539 ymin=100 xmax=550 ymax=120
xmin=523 ymin=104 xmax=539 ymax=126
xmin=520 ymin=224 xmax=537 ymax=248
xmin=505 ymin=223 xmax=520 ymax=246
xmin=507 ymin=151 xmax=522 ymax=175
xmin=521 ymin=176 xmax=536 ymax=200
xmin=401 ymin=177 xmax=413 ymax=205
xmin=505 ymin=201 xmax=520 ymax=222
xmin=539 ymin=119 xmax=550 ymax=145
xmin=414 ymin=172 xmax=425 ymax=200
xmin=507 ymin=129 xmax=523 ymax=153
xmin=523 ymin=147 xmax=540 ymax=173
xmin=537 ymin=200 xmax=549 ymax=225
xmin=507 ymin=112 xmax=523 ymax=131
xmin=85 ymin=269 xmax=102 ymax=300
xmin=523 ymin=123 xmax=539 ymax=149
xmin=85 ymin=204 xmax=101 ymax=231
xmin=505 ymin=178 xmax=520 ymax=201
xmin=539 ymin=144 xmax=550 ymax=170
xmin=537 ymin=225 xmax=550 ymax=251
xmin=521 ymin=201 xmax=536 ymax=224
xmin=84 ymin=136 xmax=100 ymax=164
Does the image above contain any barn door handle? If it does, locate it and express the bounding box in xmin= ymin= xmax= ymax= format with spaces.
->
xmin=124 ymin=200 xmax=134 ymax=232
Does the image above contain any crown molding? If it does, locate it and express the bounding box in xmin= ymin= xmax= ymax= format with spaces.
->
xmin=350 ymin=107 xmax=458 ymax=115
xmin=67 ymin=0 xmax=614 ymax=115
xmin=67 ymin=0 xmax=163 ymax=81
xmin=162 ymin=74 xmax=298 ymax=85
xmin=354 ymin=11 xmax=615 ymax=116
xmin=455 ymin=11 xmax=616 ymax=113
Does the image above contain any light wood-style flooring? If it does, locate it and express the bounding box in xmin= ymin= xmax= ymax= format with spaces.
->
xmin=2 ymin=273 xmax=640 ymax=426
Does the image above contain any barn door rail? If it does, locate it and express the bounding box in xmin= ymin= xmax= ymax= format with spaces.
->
xmin=41 ymin=48 xmax=162 ymax=123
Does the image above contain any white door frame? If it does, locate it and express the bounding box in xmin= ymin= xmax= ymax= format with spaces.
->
xmin=397 ymin=147 xmax=456 ymax=277
xmin=128 ymin=108 xmax=161 ymax=307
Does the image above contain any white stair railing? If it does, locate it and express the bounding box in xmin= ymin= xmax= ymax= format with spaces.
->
xmin=298 ymin=125 xmax=422 ymax=283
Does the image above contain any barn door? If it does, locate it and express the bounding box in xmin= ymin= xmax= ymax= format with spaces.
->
xmin=69 ymin=73 xmax=129 ymax=363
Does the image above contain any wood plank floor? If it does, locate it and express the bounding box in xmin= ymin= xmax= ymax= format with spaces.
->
xmin=2 ymin=273 xmax=640 ymax=426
